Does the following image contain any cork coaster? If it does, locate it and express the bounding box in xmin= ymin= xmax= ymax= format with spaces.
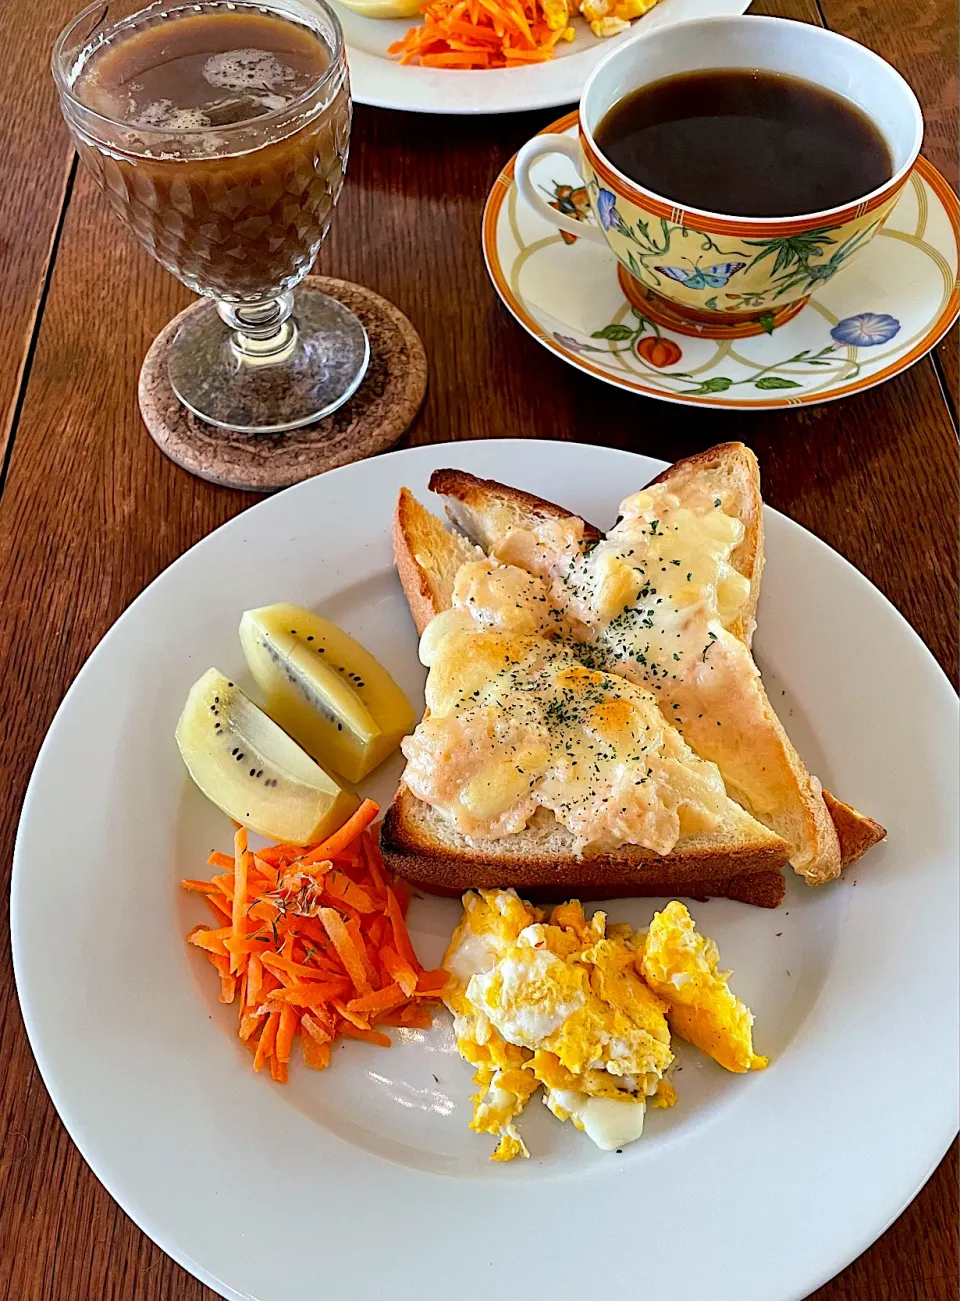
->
xmin=138 ymin=276 xmax=427 ymax=491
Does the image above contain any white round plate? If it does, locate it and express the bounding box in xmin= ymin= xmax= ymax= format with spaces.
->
xmin=13 ymin=441 xmax=959 ymax=1301
xmin=483 ymin=114 xmax=960 ymax=407
xmin=338 ymin=0 xmax=749 ymax=114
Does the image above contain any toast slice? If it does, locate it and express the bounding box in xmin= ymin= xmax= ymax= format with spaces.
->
xmin=430 ymin=446 xmax=885 ymax=884
xmin=435 ymin=448 xmax=761 ymax=642
xmin=382 ymin=788 xmax=787 ymax=907
xmin=822 ymin=791 xmax=886 ymax=868
xmin=394 ymin=484 xmax=484 ymax=636
xmin=384 ymin=487 xmax=790 ymax=909
xmin=645 ymin=448 xmax=884 ymax=866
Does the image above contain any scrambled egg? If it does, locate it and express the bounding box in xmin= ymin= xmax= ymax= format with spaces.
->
xmin=579 ymin=0 xmax=662 ymax=38
xmin=444 ymin=890 xmax=765 ymax=1160
xmin=641 ymin=900 xmax=768 ymax=1073
xmin=541 ymin=0 xmax=574 ymax=33
xmin=536 ymin=0 xmax=662 ymax=41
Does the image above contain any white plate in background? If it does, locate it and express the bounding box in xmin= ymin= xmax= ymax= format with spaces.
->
xmin=339 ymin=0 xmax=750 ymax=113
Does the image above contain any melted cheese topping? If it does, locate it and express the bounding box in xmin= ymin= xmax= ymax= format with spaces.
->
xmin=493 ymin=484 xmax=750 ymax=678
xmin=402 ymin=559 xmax=731 ymax=852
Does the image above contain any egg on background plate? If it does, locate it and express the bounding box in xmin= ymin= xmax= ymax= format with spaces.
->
xmin=442 ymin=890 xmax=765 ymax=1160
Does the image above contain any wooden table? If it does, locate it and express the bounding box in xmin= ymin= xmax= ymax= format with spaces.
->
xmin=0 ymin=0 xmax=956 ymax=1290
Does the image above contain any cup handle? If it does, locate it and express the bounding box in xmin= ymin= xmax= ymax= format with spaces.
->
xmin=514 ymin=133 xmax=608 ymax=245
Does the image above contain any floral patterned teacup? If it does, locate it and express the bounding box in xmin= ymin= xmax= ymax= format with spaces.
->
xmin=515 ymin=17 xmax=922 ymax=338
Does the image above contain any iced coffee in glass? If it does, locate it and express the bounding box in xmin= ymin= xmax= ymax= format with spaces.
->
xmin=54 ymin=0 xmax=366 ymax=432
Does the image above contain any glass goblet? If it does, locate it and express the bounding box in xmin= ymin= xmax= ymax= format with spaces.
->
xmin=53 ymin=0 xmax=368 ymax=434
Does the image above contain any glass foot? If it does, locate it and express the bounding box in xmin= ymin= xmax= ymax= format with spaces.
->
xmin=167 ymin=284 xmax=370 ymax=434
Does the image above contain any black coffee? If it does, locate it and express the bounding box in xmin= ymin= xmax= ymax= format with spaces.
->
xmin=594 ymin=69 xmax=894 ymax=217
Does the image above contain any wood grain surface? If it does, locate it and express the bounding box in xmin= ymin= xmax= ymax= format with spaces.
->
xmin=0 ymin=0 xmax=83 ymax=471
xmin=0 ymin=0 xmax=956 ymax=1293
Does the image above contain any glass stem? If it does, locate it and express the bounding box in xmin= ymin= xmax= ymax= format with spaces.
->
xmin=217 ymin=291 xmax=297 ymax=366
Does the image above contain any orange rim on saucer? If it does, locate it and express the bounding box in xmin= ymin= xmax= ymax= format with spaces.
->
xmin=482 ymin=109 xmax=960 ymax=410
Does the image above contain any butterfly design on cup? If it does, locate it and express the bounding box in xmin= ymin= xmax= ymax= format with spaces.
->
xmin=655 ymin=258 xmax=748 ymax=291
xmin=543 ymin=182 xmax=591 ymax=245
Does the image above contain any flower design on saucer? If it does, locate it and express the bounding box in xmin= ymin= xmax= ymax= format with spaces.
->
xmin=579 ymin=308 xmax=902 ymax=395
xmin=556 ymin=316 xmax=685 ymax=368
xmin=635 ymin=336 xmax=683 ymax=368
xmin=553 ymin=332 xmax=594 ymax=353
xmin=830 ymin=313 xmax=901 ymax=346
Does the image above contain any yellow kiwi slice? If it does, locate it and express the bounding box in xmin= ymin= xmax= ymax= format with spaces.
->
xmin=239 ymin=604 xmax=417 ymax=782
xmin=176 ymin=669 xmax=360 ymax=844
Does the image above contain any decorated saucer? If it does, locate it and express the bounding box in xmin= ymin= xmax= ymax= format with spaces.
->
xmin=483 ymin=111 xmax=959 ymax=410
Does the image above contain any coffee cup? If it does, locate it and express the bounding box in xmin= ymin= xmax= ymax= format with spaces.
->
xmin=514 ymin=16 xmax=922 ymax=337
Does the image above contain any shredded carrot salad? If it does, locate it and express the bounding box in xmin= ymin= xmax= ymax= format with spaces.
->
xmin=182 ymin=800 xmax=448 ymax=1084
xmin=388 ymin=0 xmax=574 ymax=69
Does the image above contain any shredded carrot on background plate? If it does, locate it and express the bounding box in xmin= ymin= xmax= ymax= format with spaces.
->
xmin=182 ymin=800 xmax=448 ymax=1084
xmin=388 ymin=0 xmax=575 ymax=69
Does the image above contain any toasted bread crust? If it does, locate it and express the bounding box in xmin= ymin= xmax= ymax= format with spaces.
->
xmin=823 ymin=791 xmax=887 ymax=866
xmin=381 ymin=789 xmax=786 ymax=908
xmin=394 ymin=486 xmax=480 ymax=637
xmin=429 ymin=468 xmax=602 ymax=547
